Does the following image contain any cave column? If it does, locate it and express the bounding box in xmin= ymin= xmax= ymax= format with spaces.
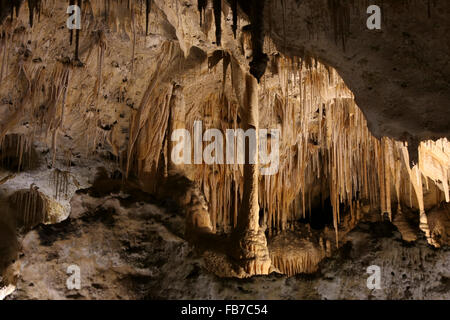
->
xmin=232 ymin=74 xmax=271 ymax=276
xmin=238 ymin=74 xmax=260 ymax=232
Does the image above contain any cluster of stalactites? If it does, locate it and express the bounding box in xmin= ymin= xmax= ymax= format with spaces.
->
xmin=197 ymin=0 xmax=268 ymax=81
xmin=0 ymin=43 xmax=105 ymax=165
xmin=197 ymin=0 xmax=230 ymax=44
xmin=0 ymin=0 xmax=154 ymax=55
xmin=51 ymin=168 xmax=70 ymax=200
xmin=27 ymin=0 xmax=41 ymax=27
xmin=376 ymin=138 xmax=450 ymax=245
xmin=89 ymin=0 xmax=151 ymax=30
xmin=9 ymin=184 xmax=47 ymax=229
xmin=419 ymin=138 xmax=450 ymax=203
xmin=0 ymin=0 xmax=41 ymax=28
xmin=255 ymin=57 xmax=381 ymax=244
xmin=127 ymin=45 xmax=449 ymax=244
xmin=270 ymin=245 xmax=325 ymax=276
xmin=0 ymin=134 xmax=34 ymax=172
xmin=254 ymin=55 xmax=449 ymax=245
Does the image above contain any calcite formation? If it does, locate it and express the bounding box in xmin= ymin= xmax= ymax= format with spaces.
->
xmin=0 ymin=0 xmax=449 ymax=296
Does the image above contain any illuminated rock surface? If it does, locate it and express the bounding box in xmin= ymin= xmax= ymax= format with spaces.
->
xmin=0 ymin=0 xmax=449 ymax=299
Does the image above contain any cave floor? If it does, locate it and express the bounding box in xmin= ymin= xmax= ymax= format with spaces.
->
xmin=6 ymin=190 xmax=450 ymax=300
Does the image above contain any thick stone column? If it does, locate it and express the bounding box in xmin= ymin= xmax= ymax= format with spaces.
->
xmin=231 ymin=74 xmax=271 ymax=276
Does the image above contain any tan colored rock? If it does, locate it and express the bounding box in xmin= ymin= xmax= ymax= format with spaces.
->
xmin=269 ymin=231 xmax=325 ymax=276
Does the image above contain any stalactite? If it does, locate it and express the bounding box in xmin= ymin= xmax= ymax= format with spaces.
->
xmin=197 ymin=0 xmax=207 ymax=27
xmin=0 ymin=134 xmax=35 ymax=172
xmin=419 ymin=138 xmax=450 ymax=203
xmin=74 ymin=0 xmax=82 ymax=63
xmin=94 ymin=31 xmax=106 ymax=102
xmin=51 ymin=168 xmax=70 ymax=200
xmin=126 ymin=41 xmax=178 ymax=181
xmin=249 ymin=0 xmax=268 ymax=82
xmin=270 ymin=232 xmax=326 ymax=276
xmin=10 ymin=184 xmax=47 ymax=230
xmin=2 ymin=0 xmax=23 ymax=23
xmin=69 ymin=0 xmax=75 ymax=45
xmin=213 ymin=0 xmax=222 ymax=46
xmin=130 ymin=1 xmax=136 ymax=76
xmin=48 ymin=66 xmax=71 ymax=166
xmin=27 ymin=0 xmax=41 ymax=27
xmin=400 ymin=143 xmax=434 ymax=244
xmin=231 ymin=0 xmax=237 ymax=38
xmin=145 ymin=0 xmax=151 ymax=35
